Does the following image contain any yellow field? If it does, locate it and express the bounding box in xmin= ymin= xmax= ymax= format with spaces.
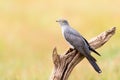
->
xmin=0 ymin=0 xmax=120 ymax=80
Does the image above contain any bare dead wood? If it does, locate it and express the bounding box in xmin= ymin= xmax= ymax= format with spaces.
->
xmin=50 ymin=27 xmax=116 ymax=80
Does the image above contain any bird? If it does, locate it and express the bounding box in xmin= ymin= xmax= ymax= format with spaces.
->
xmin=56 ymin=19 xmax=102 ymax=73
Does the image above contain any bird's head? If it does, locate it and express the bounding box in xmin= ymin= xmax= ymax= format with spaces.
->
xmin=56 ymin=19 xmax=69 ymax=26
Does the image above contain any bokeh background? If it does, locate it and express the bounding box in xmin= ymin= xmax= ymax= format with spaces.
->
xmin=0 ymin=0 xmax=120 ymax=80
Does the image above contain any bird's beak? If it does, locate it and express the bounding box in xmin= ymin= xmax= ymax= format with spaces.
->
xmin=56 ymin=20 xmax=59 ymax=22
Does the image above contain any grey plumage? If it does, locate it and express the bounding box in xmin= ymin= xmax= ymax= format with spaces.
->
xmin=82 ymin=37 xmax=101 ymax=56
xmin=56 ymin=19 xmax=102 ymax=73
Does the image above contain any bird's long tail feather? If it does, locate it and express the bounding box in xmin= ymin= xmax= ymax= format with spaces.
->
xmin=86 ymin=55 xmax=102 ymax=73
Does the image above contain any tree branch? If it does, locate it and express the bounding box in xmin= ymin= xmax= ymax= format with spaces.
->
xmin=50 ymin=27 xmax=116 ymax=80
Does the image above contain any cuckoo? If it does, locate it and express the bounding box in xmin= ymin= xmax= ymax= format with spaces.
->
xmin=56 ymin=19 xmax=102 ymax=73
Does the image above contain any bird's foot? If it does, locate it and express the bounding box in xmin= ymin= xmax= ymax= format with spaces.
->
xmin=66 ymin=48 xmax=74 ymax=54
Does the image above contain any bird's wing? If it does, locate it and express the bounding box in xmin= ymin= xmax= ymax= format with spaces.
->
xmin=64 ymin=31 xmax=97 ymax=61
xmin=82 ymin=37 xmax=101 ymax=56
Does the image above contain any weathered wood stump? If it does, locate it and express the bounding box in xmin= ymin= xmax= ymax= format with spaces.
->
xmin=50 ymin=27 xmax=116 ymax=80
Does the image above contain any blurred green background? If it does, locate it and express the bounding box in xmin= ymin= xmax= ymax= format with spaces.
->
xmin=0 ymin=0 xmax=120 ymax=80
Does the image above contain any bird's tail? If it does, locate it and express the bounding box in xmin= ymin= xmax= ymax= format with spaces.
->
xmin=86 ymin=55 xmax=102 ymax=73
